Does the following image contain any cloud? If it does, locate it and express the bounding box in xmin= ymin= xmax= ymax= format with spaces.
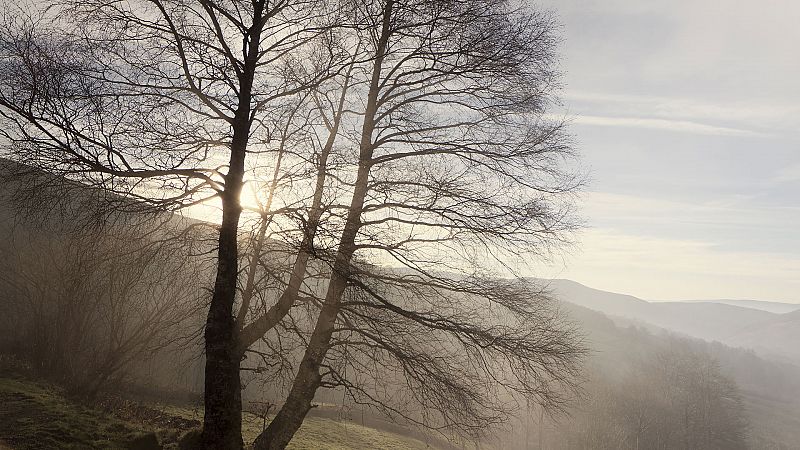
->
xmin=579 ymin=191 xmax=800 ymax=238
xmin=527 ymin=191 xmax=800 ymax=301
xmin=554 ymin=91 xmax=798 ymax=138
xmin=772 ymin=164 xmax=800 ymax=184
xmin=537 ymin=228 xmax=800 ymax=302
xmin=563 ymin=91 xmax=800 ymax=131
xmin=567 ymin=114 xmax=764 ymax=137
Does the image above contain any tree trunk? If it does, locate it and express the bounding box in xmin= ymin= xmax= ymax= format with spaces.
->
xmin=200 ymin=4 xmax=265 ymax=444
xmin=252 ymin=4 xmax=394 ymax=448
xmin=252 ymin=239 xmax=357 ymax=449
xmin=201 ymin=116 xmax=250 ymax=449
xmin=253 ymin=145 xmax=369 ymax=450
xmin=201 ymin=184 xmax=245 ymax=449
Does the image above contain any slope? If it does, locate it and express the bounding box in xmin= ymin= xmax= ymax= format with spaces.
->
xmin=547 ymin=279 xmax=800 ymax=364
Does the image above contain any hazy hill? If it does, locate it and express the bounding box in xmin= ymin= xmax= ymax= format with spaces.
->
xmin=547 ymin=279 xmax=800 ymax=364
xmin=554 ymin=301 xmax=800 ymax=449
xmin=689 ymin=299 xmax=800 ymax=314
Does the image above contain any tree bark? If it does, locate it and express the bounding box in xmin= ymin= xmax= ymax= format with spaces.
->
xmin=201 ymin=147 xmax=246 ymax=449
xmin=201 ymin=2 xmax=267 ymax=446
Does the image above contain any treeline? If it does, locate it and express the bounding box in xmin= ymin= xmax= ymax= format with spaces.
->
xmin=492 ymin=304 xmax=800 ymax=450
xmin=547 ymin=342 xmax=748 ymax=450
xmin=0 ymin=171 xmax=210 ymax=398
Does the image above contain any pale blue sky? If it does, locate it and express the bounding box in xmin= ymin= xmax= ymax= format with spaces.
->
xmin=24 ymin=0 xmax=793 ymax=303
xmin=536 ymin=0 xmax=800 ymax=301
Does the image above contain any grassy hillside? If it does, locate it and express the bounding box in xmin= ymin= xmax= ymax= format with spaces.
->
xmin=0 ymin=376 xmax=436 ymax=450
xmin=244 ymin=416 xmax=433 ymax=450
xmin=0 ymin=377 xmax=149 ymax=449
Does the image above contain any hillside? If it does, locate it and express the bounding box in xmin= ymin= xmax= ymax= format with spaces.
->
xmin=689 ymin=299 xmax=800 ymax=314
xmin=548 ymin=279 xmax=800 ymax=364
xmin=555 ymin=302 xmax=800 ymax=449
xmin=3 ymin=157 xmax=798 ymax=448
xmin=0 ymin=375 xmax=437 ymax=450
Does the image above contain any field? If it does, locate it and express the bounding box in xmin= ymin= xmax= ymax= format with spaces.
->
xmin=0 ymin=376 xmax=436 ymax=450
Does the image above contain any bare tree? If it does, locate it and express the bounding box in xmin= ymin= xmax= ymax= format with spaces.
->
xmin=1 ymin=0 xmax=585 ymax=448
xmin=0 ymin=213 xmax=202 ymax=399
xmin=0 ymin=1 xmax=342 ymax=447
xmin=217 ymin=0 xmax=588 ymax=447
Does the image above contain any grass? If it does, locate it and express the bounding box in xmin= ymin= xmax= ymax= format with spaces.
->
xmin=0 ymin=376 xmax=437 ymax=449
xmin=244 ymin=415 xmax=434 ymax=450
xmin=153 ymin=400 xmax=435 ymax=449
xmin=0 ymin=377 xmax=149 ymax=449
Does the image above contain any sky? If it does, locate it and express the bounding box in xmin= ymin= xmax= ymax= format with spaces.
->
xmin=534 ymin=0 xmax=800 ymax=302
xmin=10 ymin=0 xmax=791 ymax=303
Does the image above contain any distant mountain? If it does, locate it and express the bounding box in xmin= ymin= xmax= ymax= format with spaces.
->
xmin=545 ymin=279 xmax=800 ymax=364
xmin=685 ymin=299 xmax=800 ymax=314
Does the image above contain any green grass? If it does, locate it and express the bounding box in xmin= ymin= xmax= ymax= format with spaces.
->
xmin=0 ymin=377 xmax=148 ymax=449
xmin=155 ymin=402 xmax=435 ymax=449
xmin=244 ymin=415 xmax=434 ymax=450
xmin=0 ymin=377 xmax=437 ymax=449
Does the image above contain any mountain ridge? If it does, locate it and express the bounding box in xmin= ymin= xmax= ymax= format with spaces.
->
xmin=683 ymin=299 xmax=800 ymax=314
xmin=546 ymin=279 xmax=800 ymax=364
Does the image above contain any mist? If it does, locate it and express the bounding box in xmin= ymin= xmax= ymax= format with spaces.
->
xmin=0 ymin=0 xmax=797 ymax=449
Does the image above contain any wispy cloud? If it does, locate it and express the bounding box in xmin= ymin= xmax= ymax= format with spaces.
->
xmin=772 ymin=164 xmax=800 ymax=184
xmin=553 ymin=90 xmax=798 ymax=137
xmin=580 ymin=191 xmax=800 ymax=236
xmin=538 ymin=228 xmax=800 ymax=302
xmin=568 ymin=114 xmax=764 ymax=137
xmin=563 ymin=91 xmax=800 ymax=130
